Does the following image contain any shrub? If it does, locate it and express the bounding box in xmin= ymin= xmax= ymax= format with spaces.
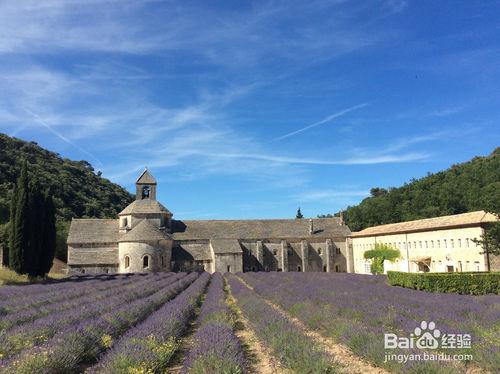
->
xmin=364 ymin=243 xmax=400 ymax=274
xmin=387 ymin=271 xmax=500 ymax=295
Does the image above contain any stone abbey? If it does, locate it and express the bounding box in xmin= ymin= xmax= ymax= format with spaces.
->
xmin=67 ymin=169 xmax=351 ymax=274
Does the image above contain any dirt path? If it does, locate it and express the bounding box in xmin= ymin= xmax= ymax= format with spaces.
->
xmin=227 ymin=291 xmax=286 ymax=374
xmin=236 ymin=275 xmax=389 ymax=374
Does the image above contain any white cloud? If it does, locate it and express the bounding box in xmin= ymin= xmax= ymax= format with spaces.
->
xmin=0 ymin=1 xmax=425 ymax=192
xmin=275 ymin=103 xmax=370 ymax=140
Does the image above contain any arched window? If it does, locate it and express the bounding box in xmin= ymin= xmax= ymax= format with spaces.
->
xmin=142 ymin=186 xmax=151 ymax=199
xmin=124 ymin=256 xmax=130 ymax=268
xmin=122 ymin=217 xmax=128 ymax=228
xmin=143 ymin=255 xmax=149 ymax=269
xmin=318 ymin=248 xmax=322 ymax=255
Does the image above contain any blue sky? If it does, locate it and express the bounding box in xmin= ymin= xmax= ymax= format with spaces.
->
xmin=1 ymin=1 xmax=499 ymax=219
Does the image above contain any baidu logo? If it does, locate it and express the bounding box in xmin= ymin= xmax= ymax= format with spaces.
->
xmin=384 ymin=321 xmax=471 ymax=350
xmin=414 ymin=321 xmax=440 ymax=349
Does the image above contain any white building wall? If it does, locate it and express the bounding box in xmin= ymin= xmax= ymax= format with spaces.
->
xmin=351 ymin=226 xmax=486 ymax=274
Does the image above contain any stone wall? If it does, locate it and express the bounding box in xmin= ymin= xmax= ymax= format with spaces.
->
xmin=214 ymin=253 xmax=243 ymax=273
xmin=118 ymin=240 xmax=172 ymax=273
xmin=332 ymin=240 xmax=347 ymax=272
xmin=287 ymin=242 xmax=302 ymax=271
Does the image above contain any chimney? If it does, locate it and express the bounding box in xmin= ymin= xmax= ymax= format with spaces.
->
xmin=339 ymin=210 xmax=344 ymax=226
xmin=309 ymin=219 xmax=314 ymax=235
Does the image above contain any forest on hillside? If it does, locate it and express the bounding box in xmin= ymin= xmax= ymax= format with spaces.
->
xmin=0 ymin=133 xmax=133 ymax=260
xmin=338 ymin=148 xmax=500 ymax=231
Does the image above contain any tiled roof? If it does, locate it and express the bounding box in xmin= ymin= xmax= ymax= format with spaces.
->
xmin=68 ymin=217 xmax=350 ymax=244
xmin=67 ymin=246 xmax=118 ymax=265
xmin=210 ymin=239 xmax=242 ymax=254
xmin=67 ymin=219 xmax=119 ymax=244
xmin=351 ymin=211 xmax=498 ymax=237
xmin=118 ymin=219 xmax=171 ymax=242
xmin=136 ymin=168 xmax=156 ymax=184
xmin=119 ymin=199 xmax=172 ymax=216
xmin=171 ymin=218 xmax=350 ymax=240
xmin=173 ymin=242 xmax=213 ymax=261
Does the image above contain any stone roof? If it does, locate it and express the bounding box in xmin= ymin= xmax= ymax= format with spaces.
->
xmin=67 ymin=219 xmax=119 ymax=244
xmin=118 ymin=219 xmax=171 ymax=242
xmin=119 ymin=199 xmax=172 ymax=216
xmin=351 ymin=211 xmax=498 ymax=238
xmin=68 ymin=217 xmax=350 ymax=245
xmin=67 ymin=246 xmax=118 ymax=265
xmin=210 ymin=239 xmax=242 ymax=254
xmin=173 ymin=242 xmax=213 ymax=261
xmin=136 ymin=168 xmax=156 ymax=184
xmin=171 ymin=218 xmax=350 ymax=240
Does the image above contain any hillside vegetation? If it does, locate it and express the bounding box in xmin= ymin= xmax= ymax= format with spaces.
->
xmin=0 ymin=133 xmax=133 ymax=260
xmin=343 ymin=148 xmax=500 ymax=231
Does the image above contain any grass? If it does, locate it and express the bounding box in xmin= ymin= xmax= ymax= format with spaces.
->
xmin=0 ymin=267 xmax=66 ymax=286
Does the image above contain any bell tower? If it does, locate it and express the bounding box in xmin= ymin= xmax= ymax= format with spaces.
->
xmin=135 ymin=168 xmax=157 ymax=200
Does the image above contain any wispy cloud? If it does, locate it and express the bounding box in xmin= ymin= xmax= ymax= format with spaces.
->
xmin=428 ymin=106 xmax=465 ymax=117
xmin=275 ymin=103 xmax=370 ymax=140
xmin=22 ymin=108 xmax=103 ymax=166
xmin=197 ymin=151 xmax=429 ymax=166
xmin=384 ymin=132 xmax=444 ymax=153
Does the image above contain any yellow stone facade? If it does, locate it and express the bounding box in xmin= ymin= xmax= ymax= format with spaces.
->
xmin=349 ymin=211 xmax=497 ymax=274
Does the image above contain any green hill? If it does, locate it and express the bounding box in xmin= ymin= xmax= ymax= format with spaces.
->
xmin=0 ymin=133 xmax=133 ymax=260
xmin=342 ymin=148 xmax=500 ymax=231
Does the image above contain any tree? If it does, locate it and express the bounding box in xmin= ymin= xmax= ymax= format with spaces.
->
xmin=474 ymin=210 xmax=500 ymax=256
xmin=9 ymin=160 xmax=30 ymax=274
xmin=326 ymin=148 xmax=500 ymax=231
xmin=363 ymin=243 xmax=400 ymax=274
xmin=8 ymin=161 xmax=57 ymax=277
xmin=296 ymin=207 xmax=304 ymax=219
xmin=38 ymin=191 xmax=56 ymax=276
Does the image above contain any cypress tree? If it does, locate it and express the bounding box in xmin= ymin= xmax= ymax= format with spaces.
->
xmin=3 ymin=190 xmax=17 ymax=268
xmin=38 ymin=191 xmax=56 ymax=276
xmin=26 ymin=181 xmax=44 ymax=277
xmin=9 ymin=160 xmax=30 ymax=274
xmin=296 ymin=207 xmax=304 ymax=219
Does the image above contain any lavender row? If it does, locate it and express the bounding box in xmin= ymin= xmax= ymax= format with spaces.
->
xmin=226 ymin=274 xmax=340 ymax=374
xmin=182 ymin=272 xmax=245 ymax=374
xmin=89 ymin=272 xmax=211 ymax=374
xmin=0 ymin=272 xmax=182 ymax=360
xmin=0 ymin=272 xmax=158 ymax=331
xmin=0 ymin=272 xmax=199 ymax=373
xmin=242 ymin=272 xmax=498 ymax=373
xmin=0 ymin=273 xmax=145 ymax=315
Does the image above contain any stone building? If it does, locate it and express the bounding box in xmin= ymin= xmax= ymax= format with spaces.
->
xmin=349 ymin=211 xmax=499 ymax=274
xmin=67 ymin=169 xmax=351 ymax=274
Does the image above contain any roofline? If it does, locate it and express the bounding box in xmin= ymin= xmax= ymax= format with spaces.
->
xmin=176 ymin=217 xmax=343 ymax=223
xmin=351 ymin=222 xmax=491 ymax=238
xmin=136 ymin=168 xmax=157 ymax=184
xmin=71 ymin=218 xmax=118 ymax=221
xmin=174 ymin=235 xmax=349 ymax=241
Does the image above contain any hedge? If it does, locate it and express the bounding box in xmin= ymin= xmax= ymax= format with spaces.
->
xmin=386 ymin=271 xmax=500 ymax=295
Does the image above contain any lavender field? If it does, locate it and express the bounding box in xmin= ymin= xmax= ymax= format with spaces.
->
xmin=240 ymin=272 xmax=500 ymax=373
xmin=0 ymin=272 xmax=498 ymax=374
